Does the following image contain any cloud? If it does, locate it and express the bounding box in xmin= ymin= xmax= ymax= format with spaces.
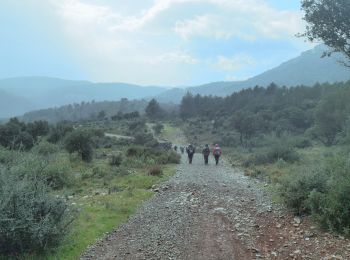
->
xmin=151 ymin=51 xmax=198 ymax=65
xmin=46 ymin=0 xmax=309 ymax=85
xmin=216 ymin=55 xmax=256 ymax=72
xmin=173 ymin=0 xmax=304 ymax=40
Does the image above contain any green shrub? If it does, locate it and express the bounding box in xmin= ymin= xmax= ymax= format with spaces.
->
xmin=250 ymin=144 xmax=299 ymax=165
xmin=308 ymin=181 xmax=350 ymax=235
xmin=112 ymin=166 xmax=130 ymax=177
xmin=279 ymin=168 xmax=328 ymax=215
xmin=33 ymin=140 xmax=59 ymax=156
xmin=167 ymin=151 xmax=181 ymax=164
xmin=64 ymin=129 xmax=93 ymax=162
xmin=292 ymin=137 xmax=312 ymax=149
xmin=157 ymin=150 xmax=181 ymax=164
xmin=0 ymin=170 xmax=74 ymax=254
xmin=92 ymin=166 xmax=109 ymax=178
xmin=43 ymin=158 xmax=73 ymax=189
xmin=11 ymin=153 xmax=73 ymax=190
xmin=109 ymin=153 xmax=123 ymax=166
xmin=148 ymin=165 xmax=163 ymax=176
xmin=306 ymin=154 xmax=350 ymax=235
xmin=153 ymin=123 xmax=164 ymax=135
xmin=134 ymin=132 xmax=158 ymax=147
xmin=126 ymin=146 xmax=144 ymax=157
xmin=0 ymin=147 xmax=18 ymax=166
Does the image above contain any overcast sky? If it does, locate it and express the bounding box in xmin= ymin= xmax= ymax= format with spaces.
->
xmin=0 ymin=0 xmax=314 ymax=86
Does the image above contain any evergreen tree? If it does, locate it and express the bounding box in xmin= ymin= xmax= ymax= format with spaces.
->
xmin=145 ymin=99 xmax=164 ymax=120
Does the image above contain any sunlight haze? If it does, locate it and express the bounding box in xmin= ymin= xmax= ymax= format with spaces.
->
xmin=1 ymin=0 xmax=312 ymax=86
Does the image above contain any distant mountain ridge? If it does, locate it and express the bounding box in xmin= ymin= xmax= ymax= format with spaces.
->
xmin=1 ymin=45 xmax=349 ymax=118
xmin=155 ymin=45 xmax=350 ymax=103
xmin=0 ymin=77 xmax=166 ymax=118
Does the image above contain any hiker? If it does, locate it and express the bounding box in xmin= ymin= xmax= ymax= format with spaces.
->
xmin=213 ymin=144 xmax=222 ymax=165
xmin=174 ymin=145 xmax=178 ymax=152
xmin=186 ymin=144 xmax=195 ymax=164
xmin=202 ymin=144 xmax=210 ymax=165
xmin=180 ymin=146 xmax=184 ymax=154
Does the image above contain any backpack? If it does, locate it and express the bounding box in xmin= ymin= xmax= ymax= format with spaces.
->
xmin=214 ymin=148 xmax=221 ymax=156
xmin=187 ymin=146 xmax=194 ymax=154
xmin=203 ymin=147 xmax=210 ymax=156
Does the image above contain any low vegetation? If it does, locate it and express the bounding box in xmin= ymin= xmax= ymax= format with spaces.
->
xmin=0 ymin=115 xmax=179 ymax=259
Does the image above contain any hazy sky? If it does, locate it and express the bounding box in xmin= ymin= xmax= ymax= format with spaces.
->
xmin=0 ymin=0 xmax=314 ymax=86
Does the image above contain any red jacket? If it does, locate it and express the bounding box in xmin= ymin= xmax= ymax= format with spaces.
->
xmin=213 ymin=147 xmax=222 ymax=156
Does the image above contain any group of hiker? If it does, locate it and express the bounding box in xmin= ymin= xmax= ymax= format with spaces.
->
xmin=175 ymin=143 xmax=222 ymax=165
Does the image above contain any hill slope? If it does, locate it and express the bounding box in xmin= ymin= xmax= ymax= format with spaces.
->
xmin=0 ymin=77 xmax=166 ymax=118
xmin=1 ymin=45 xmax=349 ymax=117
xmin=0 ymin=90 xmax=34 ymax=118
xmin=156 ymin=45 xmax=350 ymax=103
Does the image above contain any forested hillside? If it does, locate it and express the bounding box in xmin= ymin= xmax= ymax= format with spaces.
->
xmin=180 ymin=81 xmax=350 ymax=147
xmin=21 ymin=98 xmax=177 ymax=123
xmin=179 ymin=80 xmax=350 ymax=235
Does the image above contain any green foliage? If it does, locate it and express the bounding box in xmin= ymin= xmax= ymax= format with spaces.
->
xmin=126 ymin=146 xmax=145 ymax=157
xmin=125 ymin=146 xmax=180 ymax=167
xmin=148 ymin=165 xmax=163 ymax=176
xmin=97 ymin=110 xmax=106 ymax=120
xmin=153 ymin=123 xmax=164 ymax=135
xmin=307 ymin=154 xmax=350 ymax=234
xmin=26 ymin=121 xmax=50 ymax=140
xmin=157 ymin=150 xmax=181 ymax=164
xmin=179 ymin=83 xmax=339 ymax=147
xmin=2 ymin=151 xmax=73 ymax=190
xmin=22 ymin=99 xmax=156 ymax=123
xmin=43 ymin=156 xmax=73 ymax=189
xmin=134 ymin=131 xmax=158 ymax=147
xmin=292 ymin=137 xmax=312 ymax=149
xmin=48 ymin=122 xmax=74 ymax=144
xmin=312 ymin=88 xmax=350 ymax=146
xmin=92 ymin=165 xmax=109 ymax=178
xmin=0 ymin=169 xmax=73 ymax=254
xmin=231 ymin=110 xmax=260 ymax=146
xmin=0 ymin=146 xmax=18 ymax=165
xmin=65 ymin=129 xmax=94 ymax=162
xmin=301 ymin=0 xmax=350 ymax=63
xmin=0 ymin=118 xmax=36 ymax=151
xmin=33 ymin=140 xmax=60 ymax=156
xmin=109 ymin=153 xmax=123 ymax=166
xmin=248 ymin=144 xmax=299 ymax=166
xmin=279 ymin=168 xmax=328 ymax=215
xmin=280 ymin=152 xmax=350 ymax=235
xmin=145 ymin=99 xmax=165 ymax=120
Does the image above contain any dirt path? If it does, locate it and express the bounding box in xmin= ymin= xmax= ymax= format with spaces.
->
xmin=105 ymin=133 xmax=135 ymax=140
xmin=81 ymin=154 xmax=350 ymax=260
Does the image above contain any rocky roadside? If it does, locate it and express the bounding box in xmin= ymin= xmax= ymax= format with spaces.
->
xmin=81 ymin=154 xmax=350 ymax=260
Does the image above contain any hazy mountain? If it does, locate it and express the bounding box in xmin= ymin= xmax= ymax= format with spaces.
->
xmin=156 ymin=45 xmax=350 ymax=103
xmin=0 ymin=89 xmax=33 ymax=118
xmin=1 ymin=45 xmax=349 ymax=118
xmin=0 ymin=77 xmax=166 ymax=118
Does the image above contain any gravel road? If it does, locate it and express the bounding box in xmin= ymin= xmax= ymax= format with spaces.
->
xmin=81 ymin=153 xmax=350 ymax=260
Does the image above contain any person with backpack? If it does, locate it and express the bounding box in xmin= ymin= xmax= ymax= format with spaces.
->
xmin=180 ymin=146 xmax=184 ymax=154
xmin=213 ymin=144 xmax=222 ymax=165
xmin=186 ymin=144 xmax=195 ymax=164
xmin=202 ymin=144 xmax=210 ymax=165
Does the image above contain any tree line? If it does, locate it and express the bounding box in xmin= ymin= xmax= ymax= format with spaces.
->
xmin=179 ymin=81 xmax=350 ymax=147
